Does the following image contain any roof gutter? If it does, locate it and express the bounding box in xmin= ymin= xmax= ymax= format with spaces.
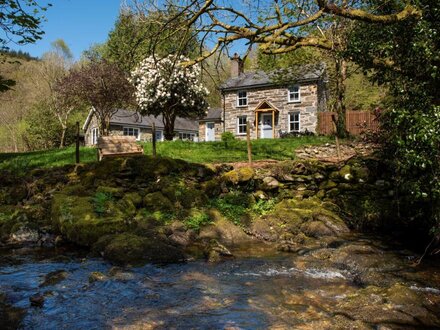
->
xmin=219 ymin=77 xmax=321 ymax=92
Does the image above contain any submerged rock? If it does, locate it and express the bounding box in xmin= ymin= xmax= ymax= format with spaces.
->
xmin=206 ymin=240 xmax=233 ymax=263
xmin=89 ymin=271 xmax=108 ymax=283
xmin=40 ymin=270 xmax=68 ymax=287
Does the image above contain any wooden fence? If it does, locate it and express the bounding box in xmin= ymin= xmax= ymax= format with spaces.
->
xmin=317 ymin=111 xmax=379 ymax=135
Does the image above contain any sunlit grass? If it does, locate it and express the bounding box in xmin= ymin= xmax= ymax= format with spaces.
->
xmin=0 ymin=136 xmax=333 ymax=173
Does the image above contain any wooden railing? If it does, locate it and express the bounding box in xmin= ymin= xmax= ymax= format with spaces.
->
xmin=317 ymin=111 xmax=380 ymax=135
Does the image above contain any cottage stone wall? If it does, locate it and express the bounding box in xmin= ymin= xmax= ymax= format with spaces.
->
xmin=223 ymin=82 xmax=324 ymax=139
xmin=198 ymin=121 xmax=223 ymax=141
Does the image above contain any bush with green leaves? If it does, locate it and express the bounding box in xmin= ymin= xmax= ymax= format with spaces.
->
xmin=347 ymin=0 xmax=440 ymax=235
xmin=221 ymin=131 xmax=235 ymax=143
xmin=92 ymin=192 xmax=113 ymax=216
xmin=184 ymin=211 xmax=211 ymax=231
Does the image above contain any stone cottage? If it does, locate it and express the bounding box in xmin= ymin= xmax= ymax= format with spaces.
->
xmin=198 ymin=54 xmax=327 ymax=141
xmin=83 ymin=108 xmax=198 ymax=146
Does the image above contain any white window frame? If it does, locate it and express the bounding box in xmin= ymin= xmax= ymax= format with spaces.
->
xmin=91 ymin=127 xmax=99 ymax=145
xmin=237 ymin=91 xmax=248 ymax=107
xmin=237 ymin=116 xmax=247 ymax=135
xmin=123 ymin=127 xmax=140 ymax=140
xmin=288 ymin=85 xmax=301 ymax=103
xmin=178 ymin=132 xmax=195 ymax=141
xmin=288 ymin=112 xmax=301 ymax=132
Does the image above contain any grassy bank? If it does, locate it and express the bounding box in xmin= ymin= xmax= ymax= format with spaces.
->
xmin=0 ymin=136 xmax=333 ymax=172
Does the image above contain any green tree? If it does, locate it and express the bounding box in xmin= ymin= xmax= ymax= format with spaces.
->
xmin=347 ymin=0 xmax=440 ymax=234
xmin=0 ymin=0 xmax=51 ymax=91
xmin=36 ymin=39 xmax=74 ymax=147
xmin=103 ymin=6 xmax=199 ymax=74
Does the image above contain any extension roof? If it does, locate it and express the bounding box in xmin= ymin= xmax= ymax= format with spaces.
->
xmin=198 ymin=108 xmax=222 ymax=122
xmin=83 ymin=108 xmax=198 ymax=132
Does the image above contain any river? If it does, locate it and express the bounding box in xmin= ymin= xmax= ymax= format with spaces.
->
xmin=1 ymin=237 xmax=440 ymax=329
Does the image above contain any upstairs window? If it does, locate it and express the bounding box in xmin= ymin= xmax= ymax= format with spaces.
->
xmin=288 ymin=85 xmax=301 ymax=102
xmin=237 ymin=116 xmax=247 ymax=135
xmin=123 ymin=127 xmax=140 ymax=140
xmin=288 ymin=112 xmax=300 ymax=132
xmin=237 ymin=91 xmax=248 ymax=107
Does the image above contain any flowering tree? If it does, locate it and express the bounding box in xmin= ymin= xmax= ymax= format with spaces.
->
xmin=130 ymin=55 xmax=209 ymax=140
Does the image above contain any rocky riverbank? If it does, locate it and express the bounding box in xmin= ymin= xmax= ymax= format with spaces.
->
xmin=0 ymin=154 xmax=425 ymax=265
xmin=1 ymin=155 xmax=440 ymax=328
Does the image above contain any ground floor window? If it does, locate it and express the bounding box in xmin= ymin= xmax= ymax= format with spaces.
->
xmin=155 ymin=130 xmax=163 ymax=142
xmin=237 ymin=116 xmax=247 ymax=135
xmin=288 ymin=112 xmax=300 ymax=132
xmin=91 ymin=127 xmax=99 ymax=144
xmin=123 ymin=127 xmax=140 ymax=140
xmin=178 ymin=132 xmax=195 ymax=140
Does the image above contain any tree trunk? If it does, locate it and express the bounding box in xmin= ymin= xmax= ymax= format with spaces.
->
xmin=334 ymin=57 xmax=348 ymax=138
xmin=59 ymin=124 xmax=67 ymax=148
xmin=163 ymin=111 xmax=176 ymax=141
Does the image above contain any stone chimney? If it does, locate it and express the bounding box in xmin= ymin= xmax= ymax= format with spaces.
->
xmin=230 ymin=53 xmax=244 ymax=78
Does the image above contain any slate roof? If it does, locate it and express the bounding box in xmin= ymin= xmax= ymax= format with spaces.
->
xmin=199 ymin=108 xmax=222 ymax=121
xmin=108 ymin=109 xmax=198 ymax=132
xmin=220 ymin=63 xmax=326 ymax=91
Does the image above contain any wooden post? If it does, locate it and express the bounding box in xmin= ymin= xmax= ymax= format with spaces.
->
xmin=331 ymin=114 xmax=341 ymax=160
xmin=246 ymin=121 xmax=252 ymax=165
xmin=75 ymin=121 xmax=80 ymax=164
xmin=255 ymin=112 xmax=258 ymax=139
xmin=272 ymin=111 xmax=275 ymax=138
xmin=152 ymin=122 xmax=157 ymax=158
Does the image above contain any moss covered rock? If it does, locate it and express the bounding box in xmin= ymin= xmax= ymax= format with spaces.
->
xmin=199 ymin=210 xmax=252 ymax=246
xmin=249 ymin=197 xmax=348 ymax=244
xmin=51 ymin=193 xmax=127 ymax=246
xmin=93 ymin=233 xmax=185 ymax=265
xmin=143 ymin=192 xmax=174 ymax=212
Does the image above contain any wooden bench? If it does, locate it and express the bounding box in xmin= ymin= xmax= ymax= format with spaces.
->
xmin=97 ymin=136 xmax=144 ymax=161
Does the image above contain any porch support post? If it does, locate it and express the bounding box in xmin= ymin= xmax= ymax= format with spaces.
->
xmin=272 ymin=111 xmax=275 ymax=138
xmin=255 ymin=111 xmax=258 ymax=139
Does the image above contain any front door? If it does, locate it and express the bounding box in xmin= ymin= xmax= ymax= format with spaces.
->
xmin=261 ymin=114 xmax=273 ymax=139
xmin=206 ymin=122 xmax=215 ymax=141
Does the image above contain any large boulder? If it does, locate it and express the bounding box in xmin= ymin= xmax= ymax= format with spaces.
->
xmin=93 ymin=233 xmax=185 ymax=265
xmin=199 ymin=210 xmax=253 ymax=246
xmin=249 ymin=197 xmax=349 ymax=245
xmin=51 ymin=193 xmax=127 ymax=247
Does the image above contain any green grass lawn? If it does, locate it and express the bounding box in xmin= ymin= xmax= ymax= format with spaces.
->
xmin=0 ymin=136 xmax=333 ymax=173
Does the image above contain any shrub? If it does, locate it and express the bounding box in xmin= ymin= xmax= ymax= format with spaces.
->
xmin=221 ymin=131 xmax=236 ymax=147
xmin=92 ymin=192 xmax=113 ymax=216
xmin=184 ymin=211 xmax=211 ymax=230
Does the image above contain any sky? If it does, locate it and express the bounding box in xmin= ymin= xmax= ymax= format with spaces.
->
xmin=18 ymin=0 xmax=122 ymax=60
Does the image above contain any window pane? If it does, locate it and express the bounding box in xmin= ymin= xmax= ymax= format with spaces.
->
xmin=238 ymin=116 xmax=247 ymax=134
xmin=289 ymin=112 xmax=300 ymax=132
xmin=237 ymin=91 xmax=247 ymax=106
xmin=289 ymin=86 xmax=300 ymax=101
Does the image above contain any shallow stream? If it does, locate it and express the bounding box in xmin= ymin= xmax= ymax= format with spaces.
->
xmin=1 ymin=238 xmax=440 ymax=329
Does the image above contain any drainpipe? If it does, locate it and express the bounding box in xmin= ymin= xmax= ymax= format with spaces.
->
xmin=222 ymin=90 xmax=226 ymax=132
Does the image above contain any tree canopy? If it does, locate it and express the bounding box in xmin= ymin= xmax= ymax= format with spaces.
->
xmin=1 ymin=0 xmax=51 ymax=91
xmin=101 ymin=5 xmax=200 ymax=73
xmin=130 ymin=55 xmax=209 ymax=140
xmin=56 ymin=60 xmax=135 ymax=136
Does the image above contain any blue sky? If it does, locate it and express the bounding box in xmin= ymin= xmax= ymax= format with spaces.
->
xmin=18 ymin=0 xmax=122 ymax=59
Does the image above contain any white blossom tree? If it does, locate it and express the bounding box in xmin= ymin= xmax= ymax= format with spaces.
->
xmin=130 ymin=55 xmax=209 ymax=140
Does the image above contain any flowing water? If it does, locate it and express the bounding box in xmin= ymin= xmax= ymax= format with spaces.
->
xmin=1 ymin=240 xmax=440 ymax=329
